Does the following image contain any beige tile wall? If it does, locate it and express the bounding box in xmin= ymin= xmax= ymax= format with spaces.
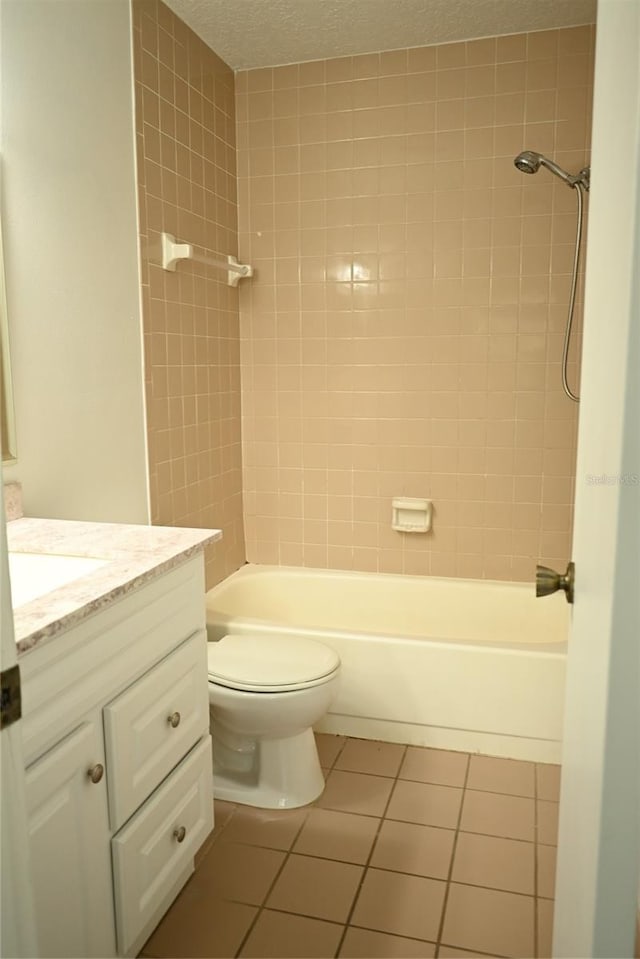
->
xmin=237 ymin=26 xmax=595 ymax=581
xmin=132 ymin=0 xmax=245 ymax=586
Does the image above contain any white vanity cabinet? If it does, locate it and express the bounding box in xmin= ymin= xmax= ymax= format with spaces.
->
xmin=20 ymin=554 xmax=214 ymax=959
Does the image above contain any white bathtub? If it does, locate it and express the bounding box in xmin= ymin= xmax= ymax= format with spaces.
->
xmin=205 ymin=564 xmax=569 ymax=763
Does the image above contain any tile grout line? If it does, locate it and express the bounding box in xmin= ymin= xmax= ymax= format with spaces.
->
xmin=212 ymin=808 xmax=557 ymax=848
xmin=233 ymin=733 xmax=347 ymax=958
xmin=214 ymin=777 xmax=556 ymax=842
xmin=534 ymin=763 xmax=540 ymax=959
xmin=219 ymin=817 xmax=556 ymax=847
xmin=215 ymin=837 xmax=548 ymax=901
xmin=227 ymin=898 xmax=510 ymax=958
xmin=332 ymin=741 xmax=409 ymax=958
xmin=306 ymin=762 xmax=557 ymax=803
xmin=330 ymin=734 xmax=350 ymax=768
xmin=434 ymin=750 xmax=471 ymax=956
xmin=232 ymin=808 xmax=312 ymax=959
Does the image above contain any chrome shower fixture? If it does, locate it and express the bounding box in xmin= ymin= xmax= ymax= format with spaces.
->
xmin=514 ymin=149 xmax=591 ymax=403
xmin=514 ymin=150 xmax=590 ymax=191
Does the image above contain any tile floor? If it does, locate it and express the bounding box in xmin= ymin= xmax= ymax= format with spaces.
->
xmin=140 ymin=736 xmax=560 ymax=959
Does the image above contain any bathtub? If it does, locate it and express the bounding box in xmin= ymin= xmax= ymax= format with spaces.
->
xmin=205 ymin=564 xmax=569 ymax=763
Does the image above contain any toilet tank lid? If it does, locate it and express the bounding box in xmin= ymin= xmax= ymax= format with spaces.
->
xmin=207 ymin=634 xmax=340 ymax=688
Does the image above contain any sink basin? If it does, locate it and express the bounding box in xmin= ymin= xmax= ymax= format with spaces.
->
xmin=8 ymin=552 xmax=109 ymax=608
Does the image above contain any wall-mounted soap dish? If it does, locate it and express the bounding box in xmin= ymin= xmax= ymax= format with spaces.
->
xmin=392 ymin=497 xmax=433 ymax=533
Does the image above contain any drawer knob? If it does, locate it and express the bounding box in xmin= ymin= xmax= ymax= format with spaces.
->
xmin=173 ymin=825 xmax=187 ymax=843
xmin=167 ymin=711 xmax=181 ymax=728
xmin=87 ymin=763 xmax=104 ymax=784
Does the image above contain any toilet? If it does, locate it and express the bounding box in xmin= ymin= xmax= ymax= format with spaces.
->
xmin=207 ymin=634 xmax=340 ymax=809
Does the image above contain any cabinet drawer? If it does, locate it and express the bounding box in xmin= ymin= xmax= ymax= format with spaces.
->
xmin=104 ymin=630 xmax=209 ymax=830
xmin=111 ymin=735 xmax=214 ymax=957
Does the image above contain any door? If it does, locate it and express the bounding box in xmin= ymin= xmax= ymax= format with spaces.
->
xmin=0 ymin=497 xmax=38 ymax=956
xmin=552 ymin=1 xmax=640 ymax=956
xmin=25 ymin=719 xmax=116 ymax=958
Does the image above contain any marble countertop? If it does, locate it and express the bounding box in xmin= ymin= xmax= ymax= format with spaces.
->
xmin=8 ymin=517 xmax=221 ymax=655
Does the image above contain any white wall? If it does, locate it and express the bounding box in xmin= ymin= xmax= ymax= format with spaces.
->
xmin=1 ymin=0 xmax=149 ymax=523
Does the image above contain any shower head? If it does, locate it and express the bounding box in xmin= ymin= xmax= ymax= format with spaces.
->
xmin=514 ymin=150 xmax=543 ymax=174
xmin=514 ymin=150 xmax=590 ymax=190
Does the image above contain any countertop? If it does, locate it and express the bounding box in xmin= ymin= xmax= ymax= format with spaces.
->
xmin=8 ymin=517 xmax=221 ymax=655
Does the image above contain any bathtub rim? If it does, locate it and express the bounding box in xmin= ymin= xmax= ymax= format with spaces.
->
xmin=206 ymin=563 xmax=568 ymax=657
xmin=212 ymin=561 xmax=543 ymax=594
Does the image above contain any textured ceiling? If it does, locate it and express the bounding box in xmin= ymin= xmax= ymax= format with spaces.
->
xmin=163 ymin=0 xmax=597 ymax=71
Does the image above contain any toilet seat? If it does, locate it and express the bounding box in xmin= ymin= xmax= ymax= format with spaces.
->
xmin=207 ymin=634 xmax=340 ymax=693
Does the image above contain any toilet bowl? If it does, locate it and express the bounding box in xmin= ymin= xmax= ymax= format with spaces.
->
xmin=207 ymin=634 xmax=340 ymax=809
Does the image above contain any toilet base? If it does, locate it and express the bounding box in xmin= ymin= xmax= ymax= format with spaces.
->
xmin=211 ymin=727 xmax=326 ymax=808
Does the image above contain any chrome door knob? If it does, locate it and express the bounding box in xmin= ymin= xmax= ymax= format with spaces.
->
xmin=536 ymin=562 xmax=575 ymax=604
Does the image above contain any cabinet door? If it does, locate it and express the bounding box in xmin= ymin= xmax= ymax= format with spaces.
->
xmin=26 ymin=720 xmax=116 ymax=958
